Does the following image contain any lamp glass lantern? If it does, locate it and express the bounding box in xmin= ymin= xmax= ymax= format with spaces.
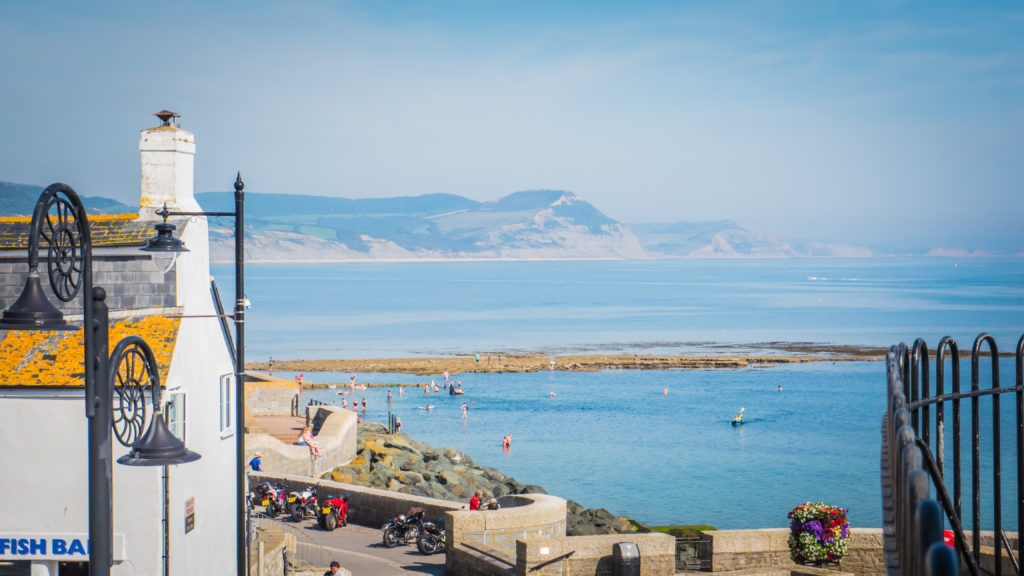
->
xmin=141 ymin=220 xmax=188 ymax=273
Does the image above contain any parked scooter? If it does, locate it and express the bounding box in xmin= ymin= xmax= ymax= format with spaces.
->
xmin=416 ymin=519 xmax=446 ymax=555
xmin=382 ymin=507 xmax=426 ymax=547
xmin=252 ymin=482 xmax=285 ymax=518
xmin=317 ymin=494 xmax=349 ymax=531
xmin=285 ymin=486 xmax=319 ymax=522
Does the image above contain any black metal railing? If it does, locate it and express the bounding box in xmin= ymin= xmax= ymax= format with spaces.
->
xmin=675 ymin=535 xmax=712 ymax=572
xmin=883 ymin=333 xmax=1024 ymax=576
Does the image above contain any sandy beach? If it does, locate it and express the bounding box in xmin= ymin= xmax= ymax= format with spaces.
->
xmin=245 ymin=343 xmax=887 ymax=377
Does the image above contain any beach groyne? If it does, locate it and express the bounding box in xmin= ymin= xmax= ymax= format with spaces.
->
xmin=329 ymin=422 xmax=637 ymax=536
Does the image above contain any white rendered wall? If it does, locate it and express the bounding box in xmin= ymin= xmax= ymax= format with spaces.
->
xmin=0 ymin=390 xmax=162 ymax=572
xmin=161 ymin=203 xmax=238 ymax=575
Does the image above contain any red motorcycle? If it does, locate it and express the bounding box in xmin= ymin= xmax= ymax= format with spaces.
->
xmin=317 ymin=494 xmax=349 ymax=531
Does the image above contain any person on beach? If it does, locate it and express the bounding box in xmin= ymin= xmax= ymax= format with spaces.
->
xmin=502 ymin=434 xmax=511 ymax=449
xmin=387 ymin=390 xmax=393 ymax=403
xmin=394 ymin=416 xmax=402 ymax=433
xmin=349 ymin=375 xmax=356 ymax=393
xmin=424 ymin=383 xmax=429 ymax=395
xmin=248 ymin=452 xmax=263 ymax=472
xmin=361 ymin=397 xmax=367 ymax=411
xmin=268 ymin=356 xmax=274 ymax=374
xmin=457 ymin=380 xmax=462 ymax=392
xmin=341 ymin=398 xmax=348 ymax=410
xmin=324 ymin=560 xmax=341 ymax=575
xmin=470 ymin=489 xmax=482 ymax=511
xmin=550 ymin=359 xmax=555 ymax=371
xmin=663 ymin=385 xmax=668 ymax=396
xmin=461 ymin=402 xmax=468 ymax=416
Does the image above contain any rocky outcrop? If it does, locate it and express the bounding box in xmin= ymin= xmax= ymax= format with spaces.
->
xmin=330 ymin=422 xmax=636 ymax=536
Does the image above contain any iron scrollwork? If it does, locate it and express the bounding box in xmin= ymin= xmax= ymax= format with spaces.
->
xmin=31 ymin=187 xmax=87 ymax=303
xmin=109 ymin=336 xmax=162 ymax=447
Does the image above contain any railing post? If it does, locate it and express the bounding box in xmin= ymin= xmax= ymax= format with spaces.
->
xmin=925 ymin=542 xmax=961 ymax=576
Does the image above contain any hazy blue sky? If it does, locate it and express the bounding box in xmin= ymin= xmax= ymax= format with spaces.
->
xmin=1 ymin=1 xmax=1021 ymax=252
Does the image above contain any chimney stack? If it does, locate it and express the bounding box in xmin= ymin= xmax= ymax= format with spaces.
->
xmin=139 ymin=110 xmax=197 ymax=218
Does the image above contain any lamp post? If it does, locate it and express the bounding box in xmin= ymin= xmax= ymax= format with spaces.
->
xmin=144 ymin=173 xmax=247 ymax=576
xmin=0 ymin=183 xmax=200 ymax=576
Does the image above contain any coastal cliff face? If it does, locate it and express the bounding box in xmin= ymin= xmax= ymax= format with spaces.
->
xmin=331 ymin=423 xmax=636 ymax=536
xmin=205 ymin=189 xmax=647 ymax=261
xmin=0 ymin=180 xmax=878 ymax=259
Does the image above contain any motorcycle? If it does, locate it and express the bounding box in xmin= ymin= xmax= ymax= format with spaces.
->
xmin=416 ymin=519 xmax=446 ymax=555
xmin=252 ymin=482 xmax=285 ymax=518
xmin=285 ymin=486 xmax=319 ymax=522
xmin=317 ymin=494 xmax=349 ymax=531
xmin=382 ymin=507 xmax=425 ymax=548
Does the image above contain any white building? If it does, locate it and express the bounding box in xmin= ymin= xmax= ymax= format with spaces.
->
xmin=0 ymin=114 xmax=239 ymax=575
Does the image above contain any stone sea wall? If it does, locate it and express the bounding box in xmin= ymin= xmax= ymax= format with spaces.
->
xmin=329 ymin=422 xmax=636 ymax=536
xmin=705 ymin=528 xmax=884 ymax=575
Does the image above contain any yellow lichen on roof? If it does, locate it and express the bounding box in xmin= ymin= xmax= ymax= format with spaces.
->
xmin=0 ymin=214 xmax=164 ymax=250
xmin=0 ymin=315 xmax=181 ymax=387
xmin=0 ymin=214 xmax=136 ymax=225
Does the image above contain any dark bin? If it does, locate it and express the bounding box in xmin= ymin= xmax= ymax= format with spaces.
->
xmin=612 ymin=541 xmax=641 ymax=576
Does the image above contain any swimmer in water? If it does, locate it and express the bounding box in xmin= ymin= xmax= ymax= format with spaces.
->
xmin=663 ymin=386 xmax=668 ymax=396
xmin=549 ymin=391 xmax=556 ymax=398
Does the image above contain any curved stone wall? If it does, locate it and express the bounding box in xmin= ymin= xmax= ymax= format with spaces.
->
xmin=245 ymin=406 xmax=356 ymax=477
xmin=447 ymin=493 xmax=567 ymax=558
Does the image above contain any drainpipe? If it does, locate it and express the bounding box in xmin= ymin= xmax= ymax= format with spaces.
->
xmin=163 ymin=465 xmax=170 ymax=576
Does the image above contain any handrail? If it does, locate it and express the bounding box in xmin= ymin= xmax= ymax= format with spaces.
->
xmin=883 ymin=333 xmax=1024 ymax=576
xmin=460 ymin=542 xmax=517 ymax=567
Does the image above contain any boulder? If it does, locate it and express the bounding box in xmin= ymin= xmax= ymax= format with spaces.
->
xmin=519 ymin=484 xmax=547 ymax=495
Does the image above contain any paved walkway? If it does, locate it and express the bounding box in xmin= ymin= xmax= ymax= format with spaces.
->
xmin=250 ymin=414 xmax=307 ymax=444
xmin=258 ymin=515 xmax=445 ymax=575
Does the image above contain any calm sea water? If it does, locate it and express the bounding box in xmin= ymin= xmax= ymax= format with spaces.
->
xmin=212 ymin=258 xmax=1024 ymax=529
xmin=215 ymin=258 xmax=1024 ymax=360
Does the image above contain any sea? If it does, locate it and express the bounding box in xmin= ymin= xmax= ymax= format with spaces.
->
xmin=213 ymin=257 xmax=1024 ymax=530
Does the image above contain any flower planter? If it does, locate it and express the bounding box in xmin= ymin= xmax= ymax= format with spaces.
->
xmin=787 ymin=502 xmax=850 ymax=565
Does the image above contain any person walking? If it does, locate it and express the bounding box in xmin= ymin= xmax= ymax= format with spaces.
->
xmin=324 ymin=560 xmax=341 ymax=575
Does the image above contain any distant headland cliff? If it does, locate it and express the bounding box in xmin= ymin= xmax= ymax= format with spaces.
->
xmin=0 ymin=180 xmax=947 ymax=260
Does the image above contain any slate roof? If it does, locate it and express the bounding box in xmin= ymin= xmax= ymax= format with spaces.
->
xmin=0 ymin=314 xmax=180 ymax=387
xmin=0 ymin=214 xmax=161 ymax=251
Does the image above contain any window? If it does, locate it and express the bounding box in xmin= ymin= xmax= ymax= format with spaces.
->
xmin=166 ymin=390 xmax=187 ymax=442
xmin=220 ymin=373 xmax=234 ymax=437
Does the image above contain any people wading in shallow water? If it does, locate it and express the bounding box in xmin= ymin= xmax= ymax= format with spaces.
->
xmin=502 ymin=434 xmax=511 ymax=449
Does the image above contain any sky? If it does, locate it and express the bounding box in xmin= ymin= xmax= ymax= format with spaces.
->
xmin=1 ymin=0 xmax=1022 ymax=253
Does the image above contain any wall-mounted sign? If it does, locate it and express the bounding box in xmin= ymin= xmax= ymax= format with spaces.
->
xmin=0 ymin=534 xmax=126 ymax=561
xmin=185 ymin=497 xmax=195 ymax=534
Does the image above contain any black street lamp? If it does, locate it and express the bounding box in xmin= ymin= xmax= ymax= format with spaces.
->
xmin=0 ymin=183 xmax=200 ymax=576
xmin=143 ymin=173 xmax=247 ymax=576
